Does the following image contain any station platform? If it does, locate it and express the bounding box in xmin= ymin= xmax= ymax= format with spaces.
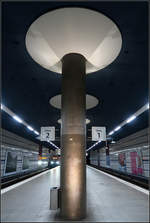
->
xmin=1 ymin=166 xmax=149 ymax=222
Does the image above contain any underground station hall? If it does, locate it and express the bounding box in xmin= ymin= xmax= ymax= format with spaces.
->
xmin=1 ymin=1 xmax=149 ymax=222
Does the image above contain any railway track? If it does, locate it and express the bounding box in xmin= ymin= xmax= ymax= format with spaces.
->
xmin=89 ymin=164 xmax=149 ymax=189
xmin=1 ymin=168 xmax=50 ymax=189
xmin=1 ymin=165 xmax=148 ymax=190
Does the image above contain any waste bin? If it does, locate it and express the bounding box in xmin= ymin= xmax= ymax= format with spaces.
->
xmin=50 ymin=187 xmax=60 ymax=210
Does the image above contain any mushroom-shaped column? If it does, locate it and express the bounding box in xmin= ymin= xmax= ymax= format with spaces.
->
xmin=25 ymin=7 xmax=122 ymax=220
xmin=61 ymin=53 xmax=86 ymax=220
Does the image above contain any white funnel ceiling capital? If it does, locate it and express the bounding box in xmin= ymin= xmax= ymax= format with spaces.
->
xmin=26 ymin=7 xmax=122 ymax=74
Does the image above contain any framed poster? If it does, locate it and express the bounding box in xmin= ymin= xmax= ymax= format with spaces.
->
xmin=118 ymin=153 xmax=126 ymax=172
xmin=5 ymin=151 xmax=17 ymax=175
xmin=130 ymin=151 xmax=143 ymax=175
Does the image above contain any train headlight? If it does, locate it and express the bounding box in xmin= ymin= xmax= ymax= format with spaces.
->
xmin=38 ymin=160 xmax=42 ymax=165
xmin=51 ymin=161 xmax=54 ymax=164
xmin=56 ymin=161 xmax=59 ymax=164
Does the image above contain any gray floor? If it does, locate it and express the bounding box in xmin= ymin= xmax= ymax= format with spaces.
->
xmin=1 ymin=166 xmax=149 ymax=222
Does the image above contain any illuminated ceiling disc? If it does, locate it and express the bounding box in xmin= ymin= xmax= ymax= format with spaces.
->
xmin=50 ymin=94 xmax=99 ymax=110
xmin=58 ymin=118 xmax=90 ymax=125
xmin=26 ymin=7 xmax=122 ymax=74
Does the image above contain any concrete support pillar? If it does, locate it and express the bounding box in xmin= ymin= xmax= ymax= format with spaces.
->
xmin=60 ymin=53 xmax=86 ymax=220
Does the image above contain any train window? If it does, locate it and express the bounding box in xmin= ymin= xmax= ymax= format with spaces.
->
xmin=22 ymin=156 xmax=29 ymax=170
xmin=5 ymin=151 xmax=17 ymax=174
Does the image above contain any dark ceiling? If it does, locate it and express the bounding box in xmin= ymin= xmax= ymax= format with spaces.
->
xmin=2 ymin=1 xmax=149 ymax=149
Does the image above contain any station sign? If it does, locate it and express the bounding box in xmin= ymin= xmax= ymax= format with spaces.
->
xmin=92 ymin=126 xmax=106 ymax=141
xmin=41 ymin=126 xmax=55 ymax=141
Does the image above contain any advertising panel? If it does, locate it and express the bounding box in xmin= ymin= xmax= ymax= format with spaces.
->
xmin=22 ymin=156 xmax=29 ymax=170
xmin=130 ymin=151 xmax=143 ymax=175
xmin=5 ymin=151 xmax=17 ymax=174
xmin=118 ymin=153 xmax=126 ymax=172
xmin=106 ymin=155 xmax=110 ymax=166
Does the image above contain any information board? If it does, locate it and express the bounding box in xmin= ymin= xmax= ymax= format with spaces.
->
xmin=92 ymin=126 xmax=106 ymax=141
xmin=41 ymin=126 xmax=55 ymax=141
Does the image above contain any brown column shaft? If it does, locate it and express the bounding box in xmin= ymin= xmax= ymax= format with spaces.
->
xmin=60 ymin=53 xmax=86 ymax=220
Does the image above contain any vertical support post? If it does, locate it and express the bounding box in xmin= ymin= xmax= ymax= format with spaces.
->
xmin=60 ymin=53 xmax=86 ymax=220
xmin=97 ymin=149 xmax=100 ymax=167
xmin=106 ymin=140 xmax=110 ymax=166
xmin=39 ymin=143 xmax=42 ymax=160
xmin=48 ymin=148 xmax=51 ymax=168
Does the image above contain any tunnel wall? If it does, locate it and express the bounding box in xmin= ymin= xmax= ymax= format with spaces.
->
xmin=89 ymin=128 xmax=149 ymax=178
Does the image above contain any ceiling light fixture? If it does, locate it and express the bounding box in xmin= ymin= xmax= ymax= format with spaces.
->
xmin=111 ymin=140 xmax=116 ymax=144
xmin=34 ymin=130 xmax=39 ymax=135
xmin=13 ymin=115 xmax=23 ymax=123
xmin=87 ymin=102 xmax=148 ymax=152
xmin=114 ymin=126 xmax=121 ymax=131
xmin=1 ymin=104 xmax=3 ymax=110
xmin=126 ymin=115 xmax=136 ymax=123
xmin=27 ymin=125 xmax=34 ymax=131
xmin=2 ymin=104 xmax=41 ymax=139
xmin=109 ymin=131 xmax=114 ymax=135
